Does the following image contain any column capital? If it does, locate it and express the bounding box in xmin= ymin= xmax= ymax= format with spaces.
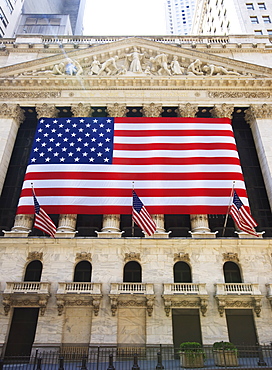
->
xmin=71 ymin=103 xmax=93 ymax=117
xmin=245 ymin=104 xmax=272 ymax=124
xmin=35 ymin=104 xmax=59 ymax=119
xmin=0 ymin=104 xmax=25 ymax=126
xmin=210 ymin=104 xmax=234 ymax=119
xmin=141 ymin=103 xmax=163 ymax=117
xmin=106 ymin=103 xmax=128 ymax=117
xmin=176 ymin=103 xmax=198 ymax=117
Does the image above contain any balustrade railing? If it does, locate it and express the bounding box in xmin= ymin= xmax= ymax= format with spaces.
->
xmin=4 ymin=282 xmax=50 ymax=294
xmin=110 ymin=283 xmax=154 ymax=295
xmin=215 ymin=283 xmax=262 ymax=295
xmin=163 ymin=283 xmax=208 ymax=295
xmin=57 ymin=282 xmax=102 ymax=295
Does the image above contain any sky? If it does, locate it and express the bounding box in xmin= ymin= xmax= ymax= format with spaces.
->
xmin=83 ymin=0 xmax=167 ymax=36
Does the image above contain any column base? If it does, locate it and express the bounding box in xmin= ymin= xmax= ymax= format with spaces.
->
xmin=55 ymin=230 xmax=77 ymax=238
xmin=3 ymin=229 xmax=31 ymax=238
xmin=96 ymin=231 xmax=124 ymax=238
xmin=235 ymin=231 xmax=264 ymax=239
xmin=189 ymin=231 xmax=218 ymax=239
xmin=145 ymin=231 xmax=171 ymax=238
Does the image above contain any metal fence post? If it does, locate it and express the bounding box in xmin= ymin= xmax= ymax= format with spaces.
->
xmin=0 ymin=359 xmax=3 ymax=370
xmin=81 ymin=355 xmax=88 ymax=370
xmin=257 ymin=343 xmax=267 ymax=366
xmin=36 ymin=357 xmax=42 ymax=370
xmin=156 ymin=351 xmax=164 ymax=370
xmin=107 ymin=353 xmax=115 ymax=370
xmin=59 ymin=356 xmax=65 ymax=370
xmin=132 ymin=353 xmax=140 ymax=370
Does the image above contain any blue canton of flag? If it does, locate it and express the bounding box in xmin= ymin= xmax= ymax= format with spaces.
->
xmin=30 ymin=118 xmax=114 ymax=165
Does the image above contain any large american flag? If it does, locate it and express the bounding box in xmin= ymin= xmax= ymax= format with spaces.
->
xmin=17 ymin=117 xmax=249 ymax=215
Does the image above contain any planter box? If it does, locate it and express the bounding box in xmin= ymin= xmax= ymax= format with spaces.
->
xmin=180 ymin=352 xmax=204 ymax=368
xmin=213 ymin=350 xmax=238 ymax=366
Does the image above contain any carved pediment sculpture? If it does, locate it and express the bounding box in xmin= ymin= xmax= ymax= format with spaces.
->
xmin=0 ymin=37 xmax=271 ymax=80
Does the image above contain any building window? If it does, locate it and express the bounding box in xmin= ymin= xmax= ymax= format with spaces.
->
xmin=246 ymin=3 xmax=254 ymax=9
xmin=24 ymin=260 xmax=43 ymax=282
xmin=250 ymin=16 xmax=259 ymax=23
xmin=0 ymin=8 xmax=8 ymax=27
xmin=262 ymin=15 xmax=271 ymax=23
xmin=174 ymin=262 xmax=192 ymax=283
xmin=123 ymin=261 xmax=142 ymax=282
xmin=73 ymin=261 xmax=92 ymax=282
xmin=223 ymin=262 xmax=242 ymax=283
xmin=4 ymin=0 xmax=13 ymax=13
xmin=267 ymin=29 xmax=272 ymax=35
xmin=254 ymin=29 xmax=263 ymax=34
xmin=258 ymin=2 xmax=266 ymax=9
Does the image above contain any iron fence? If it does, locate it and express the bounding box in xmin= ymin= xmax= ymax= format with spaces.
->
xmin=1 ymin=345 xmax=272 ymax=370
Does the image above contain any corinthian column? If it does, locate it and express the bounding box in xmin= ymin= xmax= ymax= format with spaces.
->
xmin=96 ymin=103 xmax=127 ymax=238
xmin=245 ymin=104 xmax=272 ymax=211
xmin=2 ymin=104 xmax=32 ymax=238
xmin=142 ymin=103 xmax=170 ymax=238
xmin=178 ymin=103 xmax=218 ymax=238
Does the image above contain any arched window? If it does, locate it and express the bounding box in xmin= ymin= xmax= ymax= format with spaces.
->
xmin=123 ymin=261 xmax=142 ymax=282
xmin=73 ymin=261 xmax=92 ymax=282
xmin=24 ymin=260 xmax=42 ymax=282
xmin=223 ymin=261 xmax=242 ymax=283
xmin=174 ymin=261 xmax=192 ymax=283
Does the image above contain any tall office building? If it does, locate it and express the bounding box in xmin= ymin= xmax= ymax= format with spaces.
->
xmin=0 ymin=0 xmax=86 ymax=37
xmin=192 ymin=0 xmax=272 ymax=36
xmin=0 ymin=0 xmax=25 ymax=38
xmin=165 ymin=0 xmax=196 ymax=35
xmin=0 ymin=31 xmax=271 ymax=359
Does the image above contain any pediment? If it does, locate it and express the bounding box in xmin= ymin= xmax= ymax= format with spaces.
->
xmin=1 ymin=37 xmax=272 ymax=80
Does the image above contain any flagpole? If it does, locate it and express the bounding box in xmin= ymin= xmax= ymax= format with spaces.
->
xmin=222 ymin=181 xmax=235 ymax=237
xmin=132 ymin=181 xmax=135 ymax=237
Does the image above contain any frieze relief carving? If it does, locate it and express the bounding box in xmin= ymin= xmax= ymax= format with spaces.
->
xmin=3 ymin=295 xmax=49 ymax=316
xmin=208 ymin=92 xmax=270 ymax=99
xmin=216 ymin=298 xmax=262 ymax=317
xmin=14 ymin=47 xmax=248 ymax=79
xmin=0 ymin=91 xmax=61 ymax=99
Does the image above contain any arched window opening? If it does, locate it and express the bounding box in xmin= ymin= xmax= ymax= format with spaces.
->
xmin=223 ymin=261 xmax=242 ymax=283
xmin=24 ymin=260 xmax=42 ymax=282
xmin=73 ymin=261 xmax=92 ymax=282
xmin=123 ymin=261 xmax=142 ymax=282
xmin=174 ymin=261 xmax=192 ymax=283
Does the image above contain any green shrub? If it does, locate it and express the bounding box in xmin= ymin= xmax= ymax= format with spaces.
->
xmin=212 ymin=341 xmax=237 ymax=352
xmin=180 ymin=342 xmax=205 ymax=356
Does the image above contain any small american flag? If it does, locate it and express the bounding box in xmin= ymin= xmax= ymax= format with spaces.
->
xmin=132 ymin=190 xmax=156 ymax=236
xmin=230 ymin=190 xmax=258 ymax=237
xmin=33 ymin=190 xmax=56 ymax=238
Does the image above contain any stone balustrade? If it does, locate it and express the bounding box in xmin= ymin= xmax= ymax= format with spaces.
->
xmin=215 ymin=283 xmax=262 ymax=296
xmin=163 ymin=283 xmax=208 ymax=295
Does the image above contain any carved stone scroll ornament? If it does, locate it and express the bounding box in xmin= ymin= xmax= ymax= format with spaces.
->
xmin=176 ymin=103 xmax=198 ymax=118
xmin=27 ymin=251 xmax=43 ymax=261
xmin=223 ymin=252 xmax=239 ymax=263
xmin=75 ymin=252 xmax=92 ymax=263
xmin=0 ymin=103 xmax=25 ymax=126
xmin=163 ymin=297 xmax=207 ymax=317
xmin=245 ymin=104 xmax=272 ymax=124
xmin=211 ymin=104 xmax=234 ymax=119
xmin=3 ymin=295 xmax=49 ymax=316
xmin=36 ymin=103 xmax=59 ymax=120
xmin=124 ymin=252 xmax=141 ymax=263
xmin=174 ymin=253 xmax=190 ymax=263
xmin=107 ymin=103 xmax=128 ymax=118
xmin=215 ymin=297 xmax=262 ymax=317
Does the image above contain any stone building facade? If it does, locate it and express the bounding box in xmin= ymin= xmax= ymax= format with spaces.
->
xmin=0 ymin=34 xmax=271 ymax=355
